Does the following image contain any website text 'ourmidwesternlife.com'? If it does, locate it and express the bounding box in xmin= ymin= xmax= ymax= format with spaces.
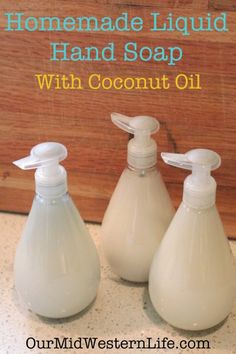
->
xmin=26 ymin=336 xmax=211 ymax=351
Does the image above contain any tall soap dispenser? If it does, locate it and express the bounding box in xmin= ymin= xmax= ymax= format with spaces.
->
xmin=101 ymin=113 xmax=175 ymax=282
xmin=13 ymin=142 xmax=100 ymax=318
xmin=149 ymin=149 xmax=236 ymax=330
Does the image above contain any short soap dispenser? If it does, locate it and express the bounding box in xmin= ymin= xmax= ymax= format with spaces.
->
xmin=149 ymin=149 xmax=236 ymax=330
xmin=13 ymin=142 xmax=100 ymax=318
xmin=101 ymin=113 xmax=175 ymax=282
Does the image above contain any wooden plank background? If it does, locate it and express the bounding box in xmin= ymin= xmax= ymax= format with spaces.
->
xmin=0 ymin=0 xmax=236 ymax=238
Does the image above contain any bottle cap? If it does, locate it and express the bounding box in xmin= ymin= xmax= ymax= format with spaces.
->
xmin=111 ymin=112 xmax=160 ymax=169
xmin=161 ymin=149 xmax=221 ymax=209
xmin=13 ymin=142 xmax=68 ymax=198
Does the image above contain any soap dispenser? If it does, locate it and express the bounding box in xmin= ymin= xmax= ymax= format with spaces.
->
xmin=13 ymin=142 xmax=100 ymax=318
xmin=149 ymin=149 xmax=236 ymax=330
xmin=101 ymin=113 xmax=175 ymax=282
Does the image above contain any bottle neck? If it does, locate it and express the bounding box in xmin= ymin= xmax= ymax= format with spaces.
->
xmin=35 ymin=191 xmax=69 ymax=205
xmin=182 ymin=175 xmax=216 ymax=209
xmin=127 ymin=164 xmax=157 ymax=176
xmin=35 ymin=165 xmax=68 ymax=198
xmin=35 ymin=181 xmax=68 ymax=199
xmin=127 ymin=137 xmax=157 ymax=169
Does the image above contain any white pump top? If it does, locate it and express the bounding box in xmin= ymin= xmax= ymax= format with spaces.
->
xmin=161 ymin=149 xmax=221 ymax=209
xmin=13 ymin=142 xmax=68 ymax=198
xmin=111 ymin=112 xmax=160 ymax=169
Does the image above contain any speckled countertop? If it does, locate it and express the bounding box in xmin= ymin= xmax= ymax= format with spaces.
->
xmin=0 ymin=212 xmax=236 ymax=354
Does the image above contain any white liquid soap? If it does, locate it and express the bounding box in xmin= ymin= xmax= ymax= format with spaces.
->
xmin=149 ymin=149 xmax=236 ymax=330
xmin=13 ymin=142 xmax=100 ymax=318
xmin=102 ymin=113 xmax=175 ymax=282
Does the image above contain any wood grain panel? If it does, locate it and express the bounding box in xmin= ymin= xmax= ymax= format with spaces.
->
xmin=209 ymin=0 xmax=236 ymax=11
xmin=0 ymin=0 xmax=236 ymax=238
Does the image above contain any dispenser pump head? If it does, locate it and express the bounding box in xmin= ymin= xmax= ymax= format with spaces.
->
xmin=111 ymin=112 xmax=160 ymax=169
xmin=161 ymin=149 xmax=221 ymax=209
xmin=13 ymin=142 xmax=68 ymax=197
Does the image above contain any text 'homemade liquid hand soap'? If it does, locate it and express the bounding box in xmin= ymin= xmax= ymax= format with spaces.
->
xmin=13 ymin=142 xmax=100 ymax=318
xmin=149 ymin=149 xmax=236 ymax=330
xmin=101 ymin=113 xmax=175 ymax=282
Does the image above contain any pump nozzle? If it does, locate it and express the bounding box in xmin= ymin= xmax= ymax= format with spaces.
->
xmin=111 ymin=113 xmax=159 ymax=135
xmin=13 ymin=142 xmax=68 ymax=197
xmin=161 ymin=149 xmax=221 ymax=172
xmin=111 ymin=113 xmax=160 ymax=169
xmin=13 ymin=142 xmax=67 ymax=170
xmin=161 ymin=149 xmax=221 ymax=209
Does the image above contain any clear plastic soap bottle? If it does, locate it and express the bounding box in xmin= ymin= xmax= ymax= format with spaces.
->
xmin=101 ymin=113 xmax=175 ymax=282
xmin=149 ymin=149 xmax=236 ymax=330
xmin=13 ymin=142 xmax=100 ymax=318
